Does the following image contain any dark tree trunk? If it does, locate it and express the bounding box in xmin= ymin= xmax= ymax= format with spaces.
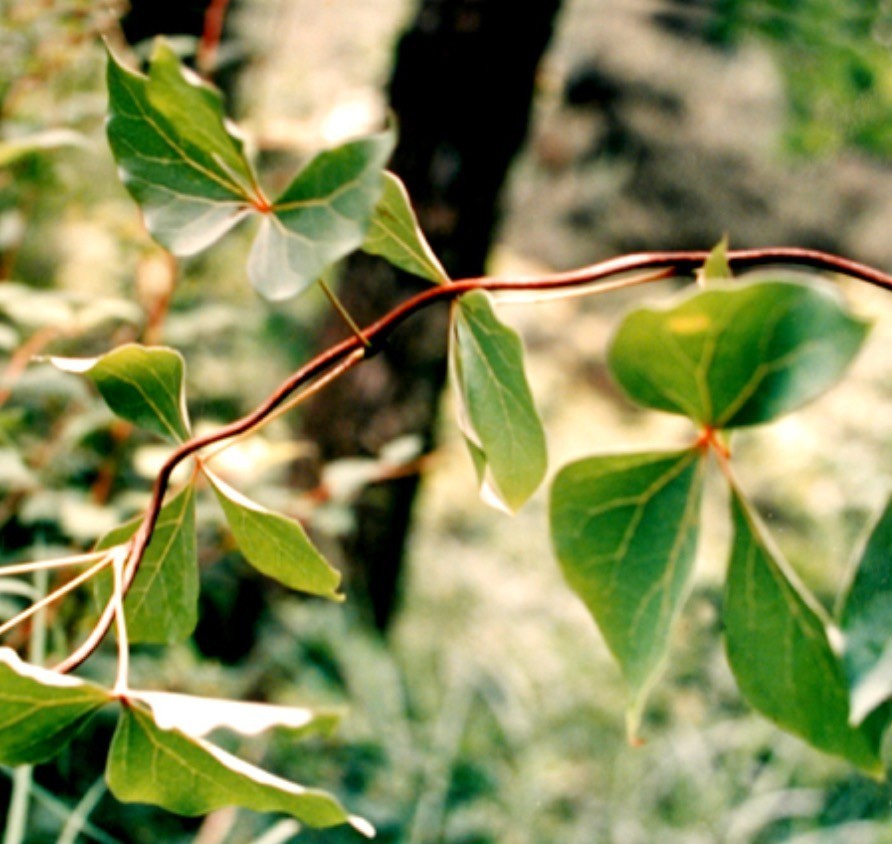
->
xmin=302 ymin=0 xmax=564 ymax=630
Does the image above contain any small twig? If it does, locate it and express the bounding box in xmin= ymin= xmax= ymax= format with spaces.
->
xmin=318 ymin=278 xmax=372 ymax=348
xmin=110 ymin=548 xmax=130 ymax=696
xmin=0 ymin=550 xmax=109 ymax=579
xmin=201 ymin=346 xmax=367 ymax=466
xmin=0 ymin=557 xmax=112 ymax=638
xmin=196 ymin=0 xmax=232 ymax=78
xmin=0 ymin=326 xmax=62 ymax=409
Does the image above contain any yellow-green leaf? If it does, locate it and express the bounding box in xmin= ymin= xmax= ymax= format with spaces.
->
xmin=52 ymin=344 xmax=191 ymax=443
xmin=206 ymin=470 xmax=342 ymax=599
xmin=362 ymin=171 xmax=449 ymax=283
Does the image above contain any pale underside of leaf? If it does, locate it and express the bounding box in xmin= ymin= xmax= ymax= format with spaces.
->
xmin=247 ymin=131 xmax=395 ymax=300
xmin=724 ymin=491 xmax=885 ymax=774
xmin=106 ymin=41 xmax=259 ymax=256
xmin=450 ymin=291 xmax=547 ymax=513
xmin=107 ymin=704 xmax=372 ymax=835
xmin=550 ymin=449 xmax=704 ymax=732
xmin=131 ymin=690 xmax=340 ymax=739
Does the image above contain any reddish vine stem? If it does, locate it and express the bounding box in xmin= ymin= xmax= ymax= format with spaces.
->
xmin=54 ymin=247 xmax=892 ymax=673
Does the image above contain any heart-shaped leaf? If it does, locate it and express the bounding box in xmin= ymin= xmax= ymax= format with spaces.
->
xmin=839 ymin=495 xmax=892 ymax=725
xmin=724 ymin=490 xmax=886 ymax=774
xmin=0 ymin=648 xmax=110 ymax=765
xmin=52 ymin=344 xmax=191 ymax=443
xmin=550 ymin=449 xmax=705 ymax=733
xmin=107 ymin=702 xmax=372 ymax=835
xmin=247 ymin=130 xmax=395 ymax=300
xmin=609 ymin=278 xmax=869 ymax=429
xmin=362 ymin=171 xmax=449 ymax=283
xmin=94 ymin=483 xmax=198 ymax=644
xmin=107 ymin=40 xmax=258 ymax=255
xmin=206 ymin=470 xmax=342 ymax=599
xmin=450 ymin=291 xmax=547 ymax=513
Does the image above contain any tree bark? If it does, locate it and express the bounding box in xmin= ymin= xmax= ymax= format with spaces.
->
xmin=302 ymin=0 xmax=564 ymax=630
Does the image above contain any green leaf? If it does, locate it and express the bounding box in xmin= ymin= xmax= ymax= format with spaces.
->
xmin=450 ymin=291 xmax=547 ymax=512
xmin=206 ymin=470 xmax=342 ymax=599
xmin=839 ymin=496 xmax=892 ymax=725
xmin=550 ymin=449 xmax=705 ymax=731
xmin=609 ymin=278 xmax=869 ymax=429
xmin=107 ymin=703 xmax=372 ymax=835
xmin=362 ymin=171 xmax=449 ymax=283
xmin=95 ymin=484 xmax=198 ymax=644
xmin=0 ymin=648 xmax=109 ymax=765
xmin=52 ymin=344 xmax=191 ymax=443
xmin=247 ymin=130 xmax=395 ymax=300
xmin=725 ymin=490 xmax=885 ymax=774
xmin=106 ymin=40 xmax=259 ymax=255
xmin=697 ymin=236 xmax=732 ymax=286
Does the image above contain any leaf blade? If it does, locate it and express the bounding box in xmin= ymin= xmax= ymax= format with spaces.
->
xmin=839 ymin=495 xmax=892 ymax=724
xmin=362 ymin=171 xmax=449 ymax=283
xmin=0 ymin=648 xmax=109 ymax=765
xmin=450 ymin=291 xmax=547 ymax=512
xmin=107 ymin=703 xmax=371 ymax=835
xmin=95 ymin=484 xmax=198 ymax=644
xmin=725 ymin=490 xmax=884 ymax=773
xmin=550 ymin=449 xmax=705 ymax=729
xmin=52 ymin=344 xmax=191 ymax=443
xmin=609 ymin=279 xmax=870 ymax=429
xmin=247 ymin=130 xmax=395 ymax=300
xmin=206 ymin=470 xmax=342 ymax=600
xmin=106 ymin=40 xmax=257 ymax=255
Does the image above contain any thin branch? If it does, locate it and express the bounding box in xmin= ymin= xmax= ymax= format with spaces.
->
xmin=0 ymin=551 xmax=110 ymax=579
xmin=0 ymin=556 xmax=112 ymax=638
xmin=53 ymin=246 xmax=892 ymax=672
xmin=201 ymin=346 xmax=367 ymax=466
xmin=319 ymin=279 xmax=372 ymax=348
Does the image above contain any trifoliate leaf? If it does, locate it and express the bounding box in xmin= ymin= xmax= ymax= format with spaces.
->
xmin=550 ymin=449 xmax=705 ymax=734
xmin=609 ymin=278 xmax=869 ymax=429
xmin=725 ymin=491 xmax=885 ymax=774
xmin=206 ymin=469 xmax=342 ymax=599
xmin=52 ymin=344 xmax=191 ymax=443
xmin=362 ymin=171 xmax=448 ymax=283
xmin=0 ymin=648 xmax=110 ymax=765
xmin=450 ymin=291 xmax=547 ymax=513
xmin=94 ymin=484 xmax=198 ymax=644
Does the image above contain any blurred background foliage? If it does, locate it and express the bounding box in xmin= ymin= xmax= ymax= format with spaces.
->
xmin=3 ymin=0 xmax=892 ymax=842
